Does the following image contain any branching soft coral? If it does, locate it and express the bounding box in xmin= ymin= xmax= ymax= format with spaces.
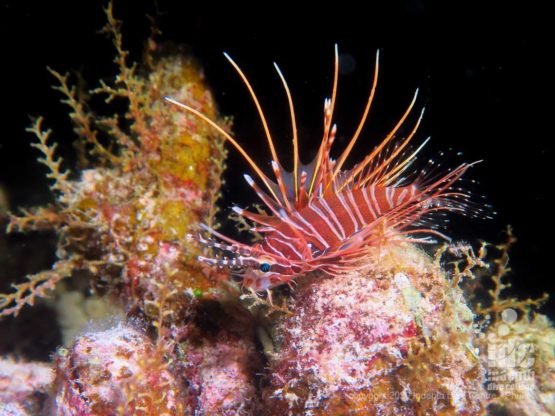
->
xmin=0 ymin=2 xmax=228 ymax=336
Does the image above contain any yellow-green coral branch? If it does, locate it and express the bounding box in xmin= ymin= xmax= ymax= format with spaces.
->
xmin=434 ymin=240 xmax=489 ymax=287
xmin=6 ymin=206 xmax=64 ymax=233
xmin=0 ymin=260 xmax=74 ymax=318
xmin=477 ymin=293 xmax=549 ymax=317
xmin=475 ymin=226 xmax=549 ymax=318
xmin=48 ymin=68 xmax=117 ymax=164
xmin=27 ymin=117 xmax=73 ymax=200
xmin=96 ymin=115 xmax=139 ymax=154
xmin=204 ymin=136 xmax=227 ymax=231
xmin=94 ymin=1 xmax=152 ymax=148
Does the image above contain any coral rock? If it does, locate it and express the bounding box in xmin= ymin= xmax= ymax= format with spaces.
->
xmin=178 ymin=301 xmax=261 ymax=415
xmin=263 ymin=244 xmax=487 ymax=415
xmin=0 ymin=402 xmax=29 ymax=416
xmin=51 ymin=322 xmax=185 ymax=415
xmin=0 ymin=359 xmax=52 ymax=414
xmin=182 ymin=330 xmax=260 ymax=415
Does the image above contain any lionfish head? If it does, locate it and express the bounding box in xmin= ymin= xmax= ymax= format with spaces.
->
xmin=196 ymin=239 xmax=299 ymax=292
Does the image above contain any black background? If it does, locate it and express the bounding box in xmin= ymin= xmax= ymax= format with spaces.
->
xmin=0 ymin=1 xmax=553 ymax=318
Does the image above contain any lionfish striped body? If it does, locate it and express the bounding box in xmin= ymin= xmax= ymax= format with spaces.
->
xmin=167 ymin=47 xmax=480 ymax=292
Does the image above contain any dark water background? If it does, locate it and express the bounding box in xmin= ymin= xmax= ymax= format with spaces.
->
xmin=0 ymin=0 xmax=552 ymax=356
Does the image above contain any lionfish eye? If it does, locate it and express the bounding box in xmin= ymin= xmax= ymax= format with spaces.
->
xmin=259 ymin=263 xmax=271 ymax=273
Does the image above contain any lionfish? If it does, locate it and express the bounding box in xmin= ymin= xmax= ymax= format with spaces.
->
xmin=167 ymin=46 xmax=483 ymax=292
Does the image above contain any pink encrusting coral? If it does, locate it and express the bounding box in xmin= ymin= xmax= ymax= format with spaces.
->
xmin=181 ymin=328 xmax=261 ymax=414
xmin=49 ymin=307 xmax=261 ymax=415
xmin=263 ymin=243 xmax=488 ymax=414
xmin=51 ymin=322 xmax=185 ymax=415
xmin=0 ymin=359 xmax=53 ymax=414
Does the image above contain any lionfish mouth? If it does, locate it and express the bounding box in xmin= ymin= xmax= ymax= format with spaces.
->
xmin=167 ymin=46 xmax=490 ymax=291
